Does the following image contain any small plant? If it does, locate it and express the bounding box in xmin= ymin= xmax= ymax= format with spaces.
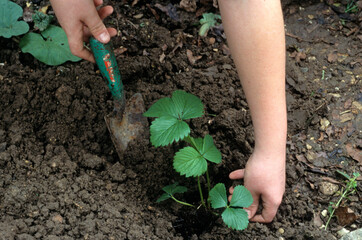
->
xmin=0 ymin=0 xmax=80 ymax=66
xmin=324 ymin=171 xmax=360 ymax=230
xmin=32 ymin=11 xmax=54 ymax=31
xmin=199 ymin=13 xmax=221 ymax=37
xmin=345 ymin=0 xmax=359 ymax=13
xmin=0 ymin=0 xmax=29 ymax=38
xmin=144 ymin=90 xmax=253 ymax=230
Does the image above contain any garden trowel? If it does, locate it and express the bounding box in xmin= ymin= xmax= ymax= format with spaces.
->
xmin=89 ymin=37 xmax=147 ymax=159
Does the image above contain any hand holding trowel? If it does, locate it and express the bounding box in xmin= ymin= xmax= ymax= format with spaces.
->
xmin=89 ymin=37 xmax=147 ymax=159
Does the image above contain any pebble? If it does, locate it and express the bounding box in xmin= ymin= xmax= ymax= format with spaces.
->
xmin=320 ymin=118 xmax=330 ymax=131
xmin=319 ymin=182 xmax=339 ymax=196
xmin=340 ymin=229 xmax=362 ymax=240
xmin=278 ymin=228 xmax=285 ymax=234
xmin=321 ymin=209 xmax=328 ymax=217
xmin=338 ymin=228 xmax=350 ymax=237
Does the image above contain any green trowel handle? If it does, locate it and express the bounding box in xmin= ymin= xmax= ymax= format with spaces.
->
xmin=89 ymin=37 xmax=124 ymax=101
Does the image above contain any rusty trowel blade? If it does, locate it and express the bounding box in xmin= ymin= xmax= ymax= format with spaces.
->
xmin=105 ymin=93 xmax=148 ymax=159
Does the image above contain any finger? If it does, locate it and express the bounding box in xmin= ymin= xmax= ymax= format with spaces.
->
xmin=229 ymin=186 xmax=234 ymax=194
xmin=250 ymin=207 xmax=278 ymax=223
xmin=244 ymin=192 xmax=260 ymax=220
xmin=250 ymin=196 xmax=280 ymax=223
xmin=68 ymin=33 xmax=95 ymax=63
xmin=98 ymin=6 xmax=114 ymax=20
xmin=94 ymin=0 xmax=103 ymax=7
xmin=107 ymin=27 xmax=118 ymax=37
xmin=82 ymin=6 xmax=110 ymax=43
xmin=229 ymin=169 xmax=245 ymax=180
xmin=83 ymin=27 xmax=117 ymax=42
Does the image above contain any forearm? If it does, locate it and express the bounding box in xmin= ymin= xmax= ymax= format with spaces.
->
xmin=218 ymin=0 xmax=287 ymax=156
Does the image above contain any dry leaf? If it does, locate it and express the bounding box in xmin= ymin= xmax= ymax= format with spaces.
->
xmin=335 ymin=206 xmax=358 ymax=226
xmin=146 ymin=4 xmax=160 ymax=21
xmin=186 ymin=50 xmax=202 ymax=65
xmin=346 ymin=143 xmax=361 ymax=163
xmin=179 ymin=0 xmax=197 ymax=12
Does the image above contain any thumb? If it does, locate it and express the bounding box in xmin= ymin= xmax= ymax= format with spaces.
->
xmin=83 ymin=9 xmax=110 ymax=43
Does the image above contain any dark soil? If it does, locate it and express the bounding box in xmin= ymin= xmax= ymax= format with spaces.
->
xmin=0 ymin=0 xmax=361 ymax=239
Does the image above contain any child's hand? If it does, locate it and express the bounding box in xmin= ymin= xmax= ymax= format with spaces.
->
xmin=50 ymin=0 xmax=117 ymax=62
xmin=228 ymin=149 xmax=285 ymax=223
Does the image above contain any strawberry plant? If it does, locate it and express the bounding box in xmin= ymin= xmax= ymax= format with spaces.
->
xmin=144 ymin=90 xmax=253 ymax=230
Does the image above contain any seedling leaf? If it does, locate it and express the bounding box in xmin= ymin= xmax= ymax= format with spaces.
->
xmin=174 ymin=147 xmax=207 ymax=177
xmin=157 ymin=193 xmax=171 ymax=202
xmin=19 ymin=25 xmax=81 ymax=65
xmin=0 ymin=0 xmax=29 ymax=38
xmin=150 ymin=116 xmax=190 ymax=147
xmin=229 ymin=185 xmax=253 ymax=208
xmin=209 ymin=183 xmax=228 ymax=209
xmin=199 ymin=13 xmax=221 ymax=37
xmin=156 ymin=182 xmax=188 ymax=202
xmin=32 ymin=11 xmax=53 ymax=31
xmin=222 ymin=207 xmax=249 ymax=231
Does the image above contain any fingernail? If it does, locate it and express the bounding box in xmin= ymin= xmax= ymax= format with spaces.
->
xmin=99 ymin=32 xmax=110 ymax=43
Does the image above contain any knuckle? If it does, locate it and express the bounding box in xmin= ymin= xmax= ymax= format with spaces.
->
xmin=89 ymin=21 xmax=105 ymax=34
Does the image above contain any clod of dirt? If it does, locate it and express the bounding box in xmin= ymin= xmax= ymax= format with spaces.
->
xmin=81 ymin=153 xmax=104 ymax=169
xmin=319 ymin=181 xmax=339 ymax=195
xmin=55 ymin=85 xmax=75 ymax=107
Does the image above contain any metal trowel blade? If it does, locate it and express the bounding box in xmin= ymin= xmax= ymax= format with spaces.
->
xmin=105 ymin=93 xmax=148 ymax=159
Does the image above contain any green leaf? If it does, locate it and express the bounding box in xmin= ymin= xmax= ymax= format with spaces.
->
xmin=144 ymin=97 xmax=176 ymax=118
xmin=32 ymin=11 xmax=53 ymax=31
xmin=156 ymin=182 xmax=188 ymax=203
xmin=209 ymin=183 xmax=228 ymax=209
xmin=199 ymin=13 xmax=221 ymax=37
xmin=144 ymin=90 xmax=204 ymax=120
xmin=174 ymin=135 xmax=221 ymax=177
xmin=229 ymin=185 xmax=253 ymax=208
xmin=0 ymin=0 xmax=29 ymax=38
xmin=150 ymin=116 xmax=190 ymax=147
xmin=222 ymin=207 xmax=249 ymax=231
xmin=201 ymin=135 xmax=221 ymax=164
xmin=145 ymin=90 xmax=204 ymax=146
xmin=156 ymin=193 xmax=171 ymax=203
xmin=19 ymin=25 xmax=81 ymax=66
xmin=171 ymin=90 xmax=204 ymax=120
xmin=184 ymin=136 xmax=203 ymax=151
xmin=174 ymin=147 xmax=207 ymax=177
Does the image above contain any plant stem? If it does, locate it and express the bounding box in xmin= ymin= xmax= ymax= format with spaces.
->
xmin=198 ymin=177 xmax=206 ymax=208
xmin=171 ymin=195 xmax=195 ymax=207
xmin=324 ymin=190 xmax=347 ymax=230
xmin=324 ymin=174 xmax=358 ymax=230
xmin=206 ymin=169 xmax=211 ymax=208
